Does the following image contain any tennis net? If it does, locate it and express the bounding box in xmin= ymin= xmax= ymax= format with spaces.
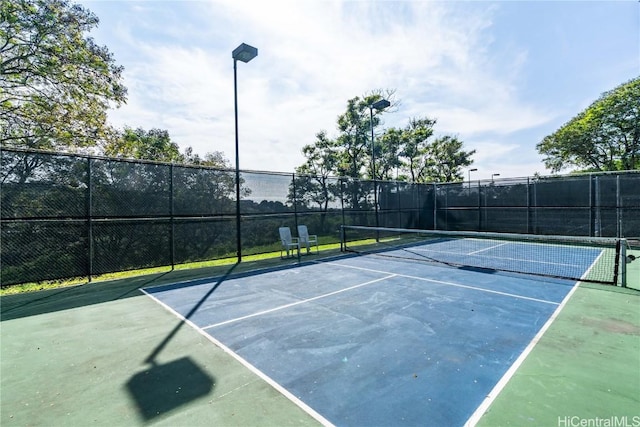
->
xmin=341 ymin=225 xmax=627 ymax=286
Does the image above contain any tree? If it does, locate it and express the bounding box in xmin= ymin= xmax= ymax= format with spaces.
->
xmin=289 ymin=131 xmax=339 ymax=216
xmin=537 ymin=77 xmax=640 ymax=172
xmin=103 ymin=127 xmax=234 ymax=171
xmin=298 ymin=131 xmax=339 ymax=179
xmin=104 ymin=127 xmax=183 ymax=163
xmin=0 ymin=0 xmax=127 ymax=150
xmin=296 ymin=89 xmax=475 ymax=186
xmin=334 ymin=90 xmax=397 ymax=178
xmin=183 ymin=147 xmax=231 ymax=168
xmin=335 ymin=97 xmax=370 ymax=178
xmin=394 ymin=118 xmax=474 ymax=183
xmin=399 ymin=117 xmax=436 ymax=182
xmin=373 ymin=127 xmax=403 ymax=180
xmin=422 ymin=135 xmax=475 ymax=182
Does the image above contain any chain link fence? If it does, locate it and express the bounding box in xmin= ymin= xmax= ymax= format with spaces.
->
xmin=2 ymin=147 xmax=639 ymax=286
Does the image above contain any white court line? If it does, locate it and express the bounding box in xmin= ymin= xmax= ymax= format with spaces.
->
xmin=141 ymin=258 xmax=561 ymax=427
xmin=202 ymin=274 xmax=397 ymax=330
xmin=411 ymin=245 xmax=581 ymax=268
xmin=462 ymin=280 xmax=581 ymax=426
xmin=320 ymin=260 xmax=560 ymax=306
xmin=468 ymin=242 xmax=509 ymax=255
xmin=140 ymin=288 xmax=336 ymax=427
xmin=462 ymin=249 xmax=608 ymax=426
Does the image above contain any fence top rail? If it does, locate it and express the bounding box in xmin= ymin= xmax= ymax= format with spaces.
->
xmin=2 ymin=146 xmax=639 ymax=185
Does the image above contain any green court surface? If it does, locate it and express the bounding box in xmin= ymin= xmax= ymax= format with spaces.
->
xmin=1 ymin=257 xmax=638 ymax=426
xmin=476 ymin=283 xmax=640 ymax=426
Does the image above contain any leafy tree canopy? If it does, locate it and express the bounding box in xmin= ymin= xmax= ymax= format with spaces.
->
xmin=182 ymin=147 xmax=231 ymax=169
xmin=104 ymin=126 xmax=231 ymax=167
xmin=298 ymin=90 xmax=475 ymax=184
xmin=334 ymin=89 xmax=398 ymax=178
xmin=0 ymin=0 xmax=127 ymax=150
xmin=103 ymin=127 xmax=182 ymax=162
xmin=537 ymin=77 xmax=640 ymax=173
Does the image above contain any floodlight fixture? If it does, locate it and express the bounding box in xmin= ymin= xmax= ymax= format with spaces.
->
xmin=371 ymin=99 xmax=391 ymax=110
xmin=232 ymin=43 xmax=258 ymax=63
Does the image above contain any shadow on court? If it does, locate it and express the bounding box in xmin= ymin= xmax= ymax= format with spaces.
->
xmin=0 ymin=272 xmax=166 ymax=321
xmin=144 ymin=264 xmax=238 ymax=364
xmin=126 ymin=356 xmax=215 ymax=421
xmin=0 ymin=254 xmax=313 ymax=321
xmin=1 ymin=259 xmax=324 ymax=426
xmin=125 ymin=264 xmax=237 ymax=421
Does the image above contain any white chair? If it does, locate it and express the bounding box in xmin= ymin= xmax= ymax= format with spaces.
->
xmin=297 ymin=225 xmax=318 ymax=254
xmin=279 ymin=227 xmax=300 ymax=259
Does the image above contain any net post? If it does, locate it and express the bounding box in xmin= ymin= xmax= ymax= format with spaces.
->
xmin=340 ymin=225 xmax=345 ymax=252
xmin=620 ymin=239 xmax=627 ymax=287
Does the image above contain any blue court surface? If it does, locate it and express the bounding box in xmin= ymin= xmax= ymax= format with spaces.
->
xmin=143 ymin=254 xmax=578 ymax=426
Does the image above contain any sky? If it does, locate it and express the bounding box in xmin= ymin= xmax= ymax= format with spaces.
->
xmin=79 ymin=0 xmax=639 ymax=180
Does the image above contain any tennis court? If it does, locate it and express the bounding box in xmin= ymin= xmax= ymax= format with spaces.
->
xmin=142 ymin=230 xmax=612 ymax=426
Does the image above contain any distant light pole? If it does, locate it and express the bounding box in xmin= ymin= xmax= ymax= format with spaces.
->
xmin=468 ymin=168 xmax=478 ymax=189
xmin=369 ymin=99 xmax=390 ymax=230
xmin=232 ymin=43 xmax=258 ymax=263
xmin=491 ymin=173 xmax=500 ymax=183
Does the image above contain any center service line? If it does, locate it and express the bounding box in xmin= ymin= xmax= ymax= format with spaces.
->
xmin=203 ymin=274 xmax=397 ymax=330
xmin=323 ymin=260 xmax=560 ymax=306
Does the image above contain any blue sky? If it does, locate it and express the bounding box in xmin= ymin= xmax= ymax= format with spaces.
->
xmin=80 ymin=0 xmax=639 ymax=180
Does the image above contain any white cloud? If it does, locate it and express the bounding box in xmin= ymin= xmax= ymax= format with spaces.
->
xmin=92 ymin=0 xmax=561 ymax=176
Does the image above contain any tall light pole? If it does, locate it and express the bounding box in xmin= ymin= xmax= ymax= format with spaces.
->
xmin=491 ymin=173 xmax=500 ymax=183
xmin=369 ymin=99 xmax=390 ymax=230
xmin=232 ymin=43 xmax=257 ymax=263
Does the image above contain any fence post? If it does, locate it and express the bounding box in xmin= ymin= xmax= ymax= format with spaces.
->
xmin=170 ymin=163 xmax=175 ymax=270
xmin=433 ymin=183 xmax=437 ymax=230
xmin=340 ymin=178 xmax=345 ymax=250
xmin=292 ymin=173 xmax=299 ymax=232
xmin=594 ymin=175 xmax=601 ymax=237
xmin=414 ymin=183 xmax=420 ymax=229
xmin=396 ymin=181 xmax=401 ymax=228
xmin=87 ymin=157 xmax=93 ymax=282
xmin=589 ymin=174 xmax=594 ymax=237
xmin=477 ymin=182 xmax=480 ymax=231
xmin=616 ymin=174 xmax=621 ymax=238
